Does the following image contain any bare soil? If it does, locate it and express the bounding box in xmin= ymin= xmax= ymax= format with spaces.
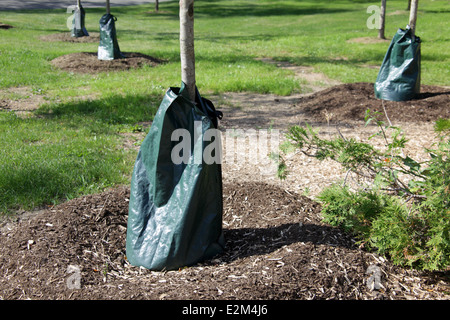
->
xmin=0 ymin=59 xmax=449 ymax=300
xmin=347 ymin=37 xmax=391 ymax=44
xmin=40 ymin=32 xmax=100 ymax=43
xmin=1 ymin=181 xmax=448 ymax=300
xmin=0 ymin=87 xmax=48 ymax=113
xmin=51 ymin=52 xmax=165 ymax=73
xmin=296 ymin=82 xmax=450 ymax=124
xmin=217 ymin=82 xmax=450 ymax=131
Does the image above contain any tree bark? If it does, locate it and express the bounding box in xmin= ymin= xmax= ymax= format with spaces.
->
xmin=378 ymin=0 xmax=386 ymax=39
xmin=409 ymin=0 xmax=419 ymax=37
xmin=77 ymin=0 xmax=81 ymax=8
xmin=407 ymin=0 xmax=411 ymax=10
xmin=106 ymin=0 xmax=111 ymax=14
xmin=155 ymin=0 xmax=159 ymax=12
xmin=179 ymin=0 xmax=196 ymax=102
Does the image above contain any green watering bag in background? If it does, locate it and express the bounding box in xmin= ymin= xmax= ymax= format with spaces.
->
xmin=126 ymin=83 xmax=224 ymax=271
xmin=71 ymin=4 xmax=89 ymax=37
xmin=98 ymin=13 xmax=124 ymax=60
xmin=374 ymin=26 xmax=421 ymax=101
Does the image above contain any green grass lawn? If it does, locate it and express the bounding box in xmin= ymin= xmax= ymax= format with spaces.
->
xmin=0 ymin=0 xmax=449 ymax=213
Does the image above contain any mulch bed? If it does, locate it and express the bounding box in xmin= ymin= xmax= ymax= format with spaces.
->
xmin=0 ymin=82 xmax=448 ymax=300
xmin=0 ymin=182 xmax=448 ymax=300
xmin=217 ymin=83 xmax=450 ymax=134
xmin=51 ymin=52 xmax=165 ymax=73
xmin=40 ymin=32 xmax=100 ymax=43
xmin=297 ymin=82 xmax=450 ymax=124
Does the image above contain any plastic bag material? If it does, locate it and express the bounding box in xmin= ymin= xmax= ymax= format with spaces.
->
xmin=374 ymin=26 xmax=421 ymax=101
xmin=126 ymin=83 xmax=225 ymax=271
xmin=98 ymin=13 xmax=124 ymax=60
xmin=71 ymin=4 xmax=89 ymax=37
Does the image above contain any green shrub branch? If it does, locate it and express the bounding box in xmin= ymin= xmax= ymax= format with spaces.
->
xmin=278 ymin=111 xmax=449 ymax=271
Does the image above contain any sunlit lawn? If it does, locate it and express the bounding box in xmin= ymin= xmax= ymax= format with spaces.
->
xmin=0 ymin=0 xmax=448 ymax=213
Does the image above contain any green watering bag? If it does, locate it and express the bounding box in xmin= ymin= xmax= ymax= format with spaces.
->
xmin=126 ymin=83 xmax=225 ymax=270
xmin=374 ymin=26 xmax=421 ymax=101
xmin=98 ymin=13 xmax=124 ymax=60
xmin=71 ymin=4 xmax=89 ymax=37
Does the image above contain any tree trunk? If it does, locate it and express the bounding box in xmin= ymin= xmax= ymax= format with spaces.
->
xmin=407 ymin=0 xmax=411 ymax=10
xmin=106 ymin=0 xmax=111 ymax=14
xmin=77 ymin=0 xmax=81 ymax=8
xmin=378 ymin=0 xmax=386 ymax=39
xmin=179 ymin=0 xmax=196 ymax=102
xmin=409 ymin=0 xmax=419 ymax=37
xmin=155 ymin=0 xmax=159 ymax=12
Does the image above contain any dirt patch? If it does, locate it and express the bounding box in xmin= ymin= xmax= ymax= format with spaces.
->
xmin=215 ymin=92 xmax=305 ymax=131
xmin=51 ymin=52 xmax=165 ymax=73
xmin=216 ymin=82 xmax=450 ymax=132
xmin=1 ymin=183 xmax=448 ymax=300
xmin=0 ymin=86 xmax=99 ymax=116
xmin=256 ymin=57 xmax=341 ymax=93
xmin=296 ymin=82 xmax=450 ymax=124
xmin=40 ymin=32 xmax=100 ymax=43
xmin=0 ymin=87 xmax=49 ymax=118
xmin=388 ymin=10 xmax=409 ymax=16
xmin=347 ymin=37 xmax=391 ymax=44
xmin=214 ymin=58 xmax=342 ymax=131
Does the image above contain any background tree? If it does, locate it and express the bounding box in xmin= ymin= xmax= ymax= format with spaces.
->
xmin=98 ymin=0 xmax=124 ymax=60
xmin=409 ymin=0 xmax=419 ymax=36
xmin=179 ymin=0 xmax=196 ymax=102
xmin=71 ymin=0 xmax=89 ymax=37
xmin=379 ymin=0 xmax=387 ymax=39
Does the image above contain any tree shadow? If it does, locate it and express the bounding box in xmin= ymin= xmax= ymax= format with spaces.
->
xmin=0 ymin=1 xmax=157 ymax=11
xmin=415 ymin=90 xmax=450 ymax=100
xmin=216 ymin=222 xmax=357 ymax=264
xmin=277 ymin=55 xmax=385 ymax=69
xmin=36 ymin=93 xmax=161 ymax=126
xmin=194 ymin=0 xmax=354 ymax=18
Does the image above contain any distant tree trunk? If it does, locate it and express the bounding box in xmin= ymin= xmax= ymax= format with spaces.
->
xmin=407 ymin=0 xmax=411 ymax=10
xmin=409 ymin=0 xmax=419 ymax=37
xmin=179 ymin=0 xmax=196 ymax=102
xmin=155 ymin=0 xmax=159 ymax=12
xmin=378 ymin=0 xmax=386 ymax=39
xmin=106 ymin=0 xmax=111 ymax=14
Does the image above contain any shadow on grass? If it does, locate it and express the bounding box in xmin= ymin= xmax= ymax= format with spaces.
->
xmin=0 ymin=93 xmax=164 ymax=214
xmin=36 ymin=93 xmax=161 ymax=126
xmin=2 ymin=0 xmax=356 ymax=17
xmin=276 ymin=55 xmax=383 ymax=68
xmin=0 ymin=138 xmax=132 ymax=214
xmin=194 ymin=1 xmax=354 ymax=18
xmin=0 ymin=105 xmax=142 ymax=214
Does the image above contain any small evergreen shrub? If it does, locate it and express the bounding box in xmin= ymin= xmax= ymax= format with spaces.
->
xmin=279 ymin=111 xmax=449 ymax=271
